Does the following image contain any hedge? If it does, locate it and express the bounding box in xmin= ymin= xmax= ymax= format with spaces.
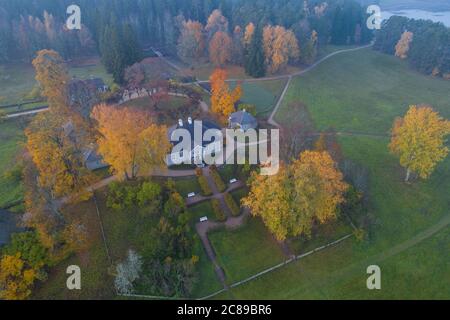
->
xmin=224 ymin=193 xmax=241 ymax=217
xmin=209 ymin=167 xmax=226 ymax=192
xmin=211 ymin=199 xmax=227 ymax=222
xmin=198 ymin=175 xmax=212 ymax=196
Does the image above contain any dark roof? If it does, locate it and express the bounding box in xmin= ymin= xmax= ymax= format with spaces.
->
xmin=0 ymin=209 xmax=23 ymax=246
xmin=168 ymin=119 xmax=221 ymax=149
xmin=229 ymin=110 xmax=257 ymax=126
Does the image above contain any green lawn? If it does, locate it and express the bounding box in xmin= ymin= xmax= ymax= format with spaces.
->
xmin=209 ymin=217 xmax=286 ymax=284
xmin=188 ymin=201 xmax=215 ymax=224
xmin=0 ymin=59 xmax=112 ymax=106
xmin=0 ymin=119 xmax=25 ymax=209
xmin=213 ymin=48 xmax=450 ymax=299
xmin=216 ymin=136 xmax=450 ymax=299
xmin=230 ymin=79 xmax=287 ymax=118
xmin=277 ymin=48 xmax=450 ymax=134
xmin=174 ymin=176 xmax=201 ymax=198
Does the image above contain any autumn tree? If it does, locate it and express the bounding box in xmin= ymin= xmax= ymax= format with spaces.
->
xmin=124 ymin=62 xmax=146 ymax=91
xmin=209 ymin=31 xmax=232 ymax=66
xmin=263 ymin=25 xmax=300 ymax=74
xmin=32 ymin=50 xmax=69 ymax=114
xmin=210 ymin=69 xmax=242 ymax=118
xmin=243 ymin=151 xmax=348 ymax=241
xmin=395 ymin=31 xmax=414 ymax=59
xmin=91 ymin=104 xmax=171 ymax=179
xmin=177 ymin=20 xmax=205 ymax=63
xmin=25 ymin=111 xmax=94 ymax=202
xmin=389 ymin=105 xmax=450 ymax=182
xmin=205 ymin=9 xmax=229 ymax=41
xmin=0 ymin=253 xmax=37 ymax=300
xmin=243 ymin=23 xmax=255 ymax=48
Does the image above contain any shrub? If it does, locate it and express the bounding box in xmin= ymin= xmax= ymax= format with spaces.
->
xmin=195 ymin=167 xmax=203 ymax=176
xmin=224 ymin=193 xmax=240 ymax=217
xmin=211 ymin=199 xmax=226 ymax=222
xmin=198 ymin=175 xmax=212 ymax=196
xmin=136 ymin=181 xmax=161 ymax=207
xmin=238 ymin=103 xmax=257 ymax=116
xmin=209 ymin=167 xmax=226 ymax=192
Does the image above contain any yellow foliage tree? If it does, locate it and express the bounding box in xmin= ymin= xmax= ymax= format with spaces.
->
xmin=210 ymin=69 xmax=242 ymax=118
xmin=395 ymin=31 xmax=414 ymax=59
xmin=243 ymin=22 xmax=255 ymax=47
xmin=91 ymin=104 xmax=171 ymax=179
xmin=0 ymin=254 xmax=37 ymax=300
xmin=263 ymin=25 xmax=300 ymax=74
xmin=32 ymin=50 xmax=70 ymax=114
xmin=242 ymin=151 xmax=348 ymax=241
xmin=389 ymin=105 xmax=450 ymax=182
xmin=25 ymin=111 xmax=94 ymax=202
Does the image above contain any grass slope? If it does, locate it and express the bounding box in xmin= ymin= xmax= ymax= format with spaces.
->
xmin=277 ymin=48 xmax=450 ymax=134
xmin=0 ymin=119 xmax=25 ymax=209
xmin=217 ymin=49 xmax=450 ymax=299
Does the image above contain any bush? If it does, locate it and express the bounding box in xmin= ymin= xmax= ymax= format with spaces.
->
xmin=198 ymin=175 xmax=212 ymax=196
xmin=107 ymin=180 xmax=162 ymax=211
xmin=195 ymin=167 xmax=203 ymax=176
xmin=238 ymin=103 xmax=257 ymax=116
xmin=224 ymin=193 xmax=240 ymax=217
xmin=209 ymin=167 xmax=226 ymax=192
xmin=211 ymin=199 xmax=226 ymax=222
xmin=136 ymin=181 xmax=162 ymax=207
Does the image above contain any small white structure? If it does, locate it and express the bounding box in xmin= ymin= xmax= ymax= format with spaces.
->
xmin=200 ymin=216 xmax=208 ymax=223
xmin=187 ymin=192 xmax=196 ymax=198
xmin=229 ymin=178 xmax=238 ymax=184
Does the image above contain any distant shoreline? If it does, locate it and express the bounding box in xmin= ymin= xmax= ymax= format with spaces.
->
xmin=380 ymin=1 xmax=450 ymax=13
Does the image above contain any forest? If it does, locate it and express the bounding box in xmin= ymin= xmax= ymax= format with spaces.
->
xmin=0 ymin=0 xmax=373 ymax=82
xmin=374 ymin=16 xmax=450 ymax=79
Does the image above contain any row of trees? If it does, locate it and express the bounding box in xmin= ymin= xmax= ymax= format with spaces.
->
xmin=177 ymin=10 xmax=305 ymax=76
xmin=374 ymin=16 xmax=450 ymax=79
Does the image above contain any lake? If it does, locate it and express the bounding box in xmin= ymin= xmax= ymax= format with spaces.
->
xmin=382 ymin=9 xmax=450 ymax=27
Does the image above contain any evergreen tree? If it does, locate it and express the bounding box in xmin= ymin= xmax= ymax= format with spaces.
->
xmin=245 ymin=25 xmax=265 ymax=78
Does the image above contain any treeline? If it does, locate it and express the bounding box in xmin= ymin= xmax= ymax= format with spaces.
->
xmin=0 ymin=0 xmax=373 ymax=79
xmin=374 ymin=16 xmax=450 ymax=79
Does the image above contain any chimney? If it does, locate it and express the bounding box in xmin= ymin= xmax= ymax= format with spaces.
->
xmin=178 ymin=119 xmax=183 ymax=127
xmin=188 ymin=117 xmax=193 ymax=125
xmin=243 ymin=108 xmax=246 ymax=113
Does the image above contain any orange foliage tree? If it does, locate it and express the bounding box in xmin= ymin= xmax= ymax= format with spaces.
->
xmin=209 ymin=31 xmax=233 ymax=66
xmin=263 ymin=25 xmax=300 ymax=74
xmin=91 ymin=104 xmax=171 ymax=179
xmin=177 ymin=20 xmax=205 ymax=63
xmin=210 ymin=69 xmax=242 ymax=118
xmin=395 ymin=31 xmax=414 ymax=59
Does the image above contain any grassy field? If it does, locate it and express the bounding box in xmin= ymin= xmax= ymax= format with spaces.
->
xmin=0 ymin=58 xmax=112 ymax=106
xmin=209 ymin=217 xmax=286 ymax=284
xmin=0 ymin=118 xmax=26 ymax=210
xmin=213 ymin=48 xmax=450 ymax=299
xmin=276 ymin=48 xmax=450 ymax=134
xmin=230 ymin=79 xmax=288 ymax=118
